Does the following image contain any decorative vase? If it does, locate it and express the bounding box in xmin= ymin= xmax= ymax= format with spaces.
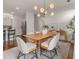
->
xmin=42 ymin=29 xmax=48 ymax=34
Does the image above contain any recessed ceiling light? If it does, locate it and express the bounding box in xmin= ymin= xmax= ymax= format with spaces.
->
xmin=16 ymin=7 xmax=20 ymax=10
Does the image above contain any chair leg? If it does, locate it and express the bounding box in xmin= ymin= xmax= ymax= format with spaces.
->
xmin=51 ymin=48 xmax=58 ymax=59
xmin=54 ymin=48 xmax=58 ymax=56
xmin=31 ymin=50 xmax=38 ymax=59
xmin=57 ymin=45 xmax=60 ymax=49
xmin=24 ymin=54 xmax=26 ymax=59
xmin=41 ymin=49 xmax=50 ymax=59
xmin=17 ymin=55 xmax=19 ymax=59
xmin=41 ymin=48 xmax=58 ymax=59
xmin=35 ymin=50 xmax=38 ymax=59
xmin=17 ymin=52 xmax=21 ymax=59
xmin=41 ymin=52 xmax=50 ymax=59
xmin=50 ymin=51 xmax=52 ymax=59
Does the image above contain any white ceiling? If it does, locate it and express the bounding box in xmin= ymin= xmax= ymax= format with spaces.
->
xmin=3 ymin=0 xmax=75 ymax=18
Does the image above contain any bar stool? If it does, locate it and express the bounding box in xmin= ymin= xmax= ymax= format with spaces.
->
xmin=3 ymin=30 xmax=6 ymax=50
xmin=8 ymin=30 xmax=16 ymax=46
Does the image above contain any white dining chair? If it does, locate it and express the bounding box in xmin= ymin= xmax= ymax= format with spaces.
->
xmin=16 ymin=37 xmax=38 ymax=59
xmin=41 ymin=33 xmax=60 ymax=59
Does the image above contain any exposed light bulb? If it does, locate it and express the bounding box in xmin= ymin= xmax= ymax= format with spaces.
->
xmin=34 ymin=6 xmax=38 ymax=10
xmin=45 ymin=11 xmax=47 ymax=14
xmin=37 ymin=14 xmax=40 ymax=17
xmin=40 ymin=8 xmax=45 ymax=13
xmin=49 ymin=3 xmax=54 ymax=8
xmin=51 ymin=12 xmax=54 ymax=16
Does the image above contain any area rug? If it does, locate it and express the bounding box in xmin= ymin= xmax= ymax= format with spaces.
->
xmin=3 ymin=41 xmax=70 ymax=59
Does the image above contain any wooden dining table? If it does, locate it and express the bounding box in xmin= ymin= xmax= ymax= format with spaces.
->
xmin=23 ymin=31 xmax=58 ymax=59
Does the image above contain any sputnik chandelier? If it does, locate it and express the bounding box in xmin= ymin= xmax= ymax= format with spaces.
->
xmin=34 ymin=0 xmax=54 ymax=17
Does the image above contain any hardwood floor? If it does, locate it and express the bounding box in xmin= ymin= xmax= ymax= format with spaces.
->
xmin=67 ymin=43 xmax=74 ymax=59
xmin=59 ymin=40 xmax=74 ymax=59
xmin=3 ymin=40 xmax=16 ymax=51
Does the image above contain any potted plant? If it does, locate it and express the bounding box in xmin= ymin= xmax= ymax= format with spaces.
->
xmin=66 ymin=16 xmax=75 ymax=41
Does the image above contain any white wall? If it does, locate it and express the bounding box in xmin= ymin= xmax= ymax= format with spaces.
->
xmin=36 ymin=9 xmax=75 ymax=41
xmin=37 ymin=9 xmax=75 ymax=31
xmin=26 ymin=12 xmax=35 ymax=34
xmin=42 ymin=9 xmax=74 ymax=24
xmin=12 ymin=16 xmax=24 ymax=35
xmin=3 ymin=8 xmax=75 ymax=35
xmin=3 ymin=13 xmax=24 ymax=35
xmin=3 ymin=13 xmax=13 ymax=26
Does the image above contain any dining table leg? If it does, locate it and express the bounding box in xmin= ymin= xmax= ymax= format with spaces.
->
xmin=37 ymin=41 xmax=41 ymax=59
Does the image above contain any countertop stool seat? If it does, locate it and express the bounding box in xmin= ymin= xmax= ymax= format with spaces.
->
xmin=3 ymin=30 xmax=6 ymax=50
xmin=8 ymin=30 xmax=16 ymax=46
